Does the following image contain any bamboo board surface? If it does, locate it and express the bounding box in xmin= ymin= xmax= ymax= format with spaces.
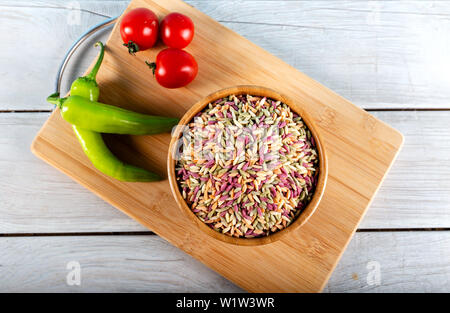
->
xmin=31 ymin=0 xmax=403 ymax=292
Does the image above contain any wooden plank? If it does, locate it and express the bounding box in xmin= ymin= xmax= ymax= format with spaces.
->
xmin=0 ymin=235 xmax=242 ymax=292
xmin=0 ymin=1 xmax=128 ymax=111
xmin=1 ymin=1 xmax=450 ymax=110
xmin=2 ymin=109 xmax=449 ymax=233
xmin=0 ymin=113 xmax=145 ymax=233
xmin=326 ymin=231 xmax=450 ymax=292
xmin=189 ymin=0 xmax=450 ymax=109
xmin=31 ymin=0 xmax=403 ymax=293
xmin=360 ymin=111 xmax=450 ymax=229
xmin=1 ymin=232 xmax=450 ymax=292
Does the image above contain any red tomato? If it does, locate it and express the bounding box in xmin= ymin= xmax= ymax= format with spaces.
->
xmin=160 ymin=13 xmax=194 ymax=49
xmin=146 ymin=48 xmax=198 ymax=88
xmin=120 ymin=8 xmax=159 ymax=54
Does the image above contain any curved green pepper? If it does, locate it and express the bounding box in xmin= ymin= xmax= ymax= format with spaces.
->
xmin=47 ymin=94 xmax=179 ymax=135
xmin=63 ymin=41 xmax=161 ymax=182
xmin=73 ymin=127 xmax=160 ymax=182
xmin=70 ymin=41 xmax=104 ymax=102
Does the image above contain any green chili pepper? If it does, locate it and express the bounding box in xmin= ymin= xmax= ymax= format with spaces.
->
xmin=47 ymin=94 xmax=179 ymax=135
xmin=63 ymin=41 xmax=161 ymax=182
xmin=72 ymin=127 xmax=159 ymax=182
xmin=70 ymin=42 xmax=104 ymax=102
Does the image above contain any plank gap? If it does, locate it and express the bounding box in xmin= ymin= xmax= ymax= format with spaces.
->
xmin=357 ymin=228 xmax=450 ymax=232
xmin=1 ymin=108 xmax=450 ymax=114
xmin=366 ymin=108 xmax=450 ymax=112
xmin=3 ymin=228 xmax=450 ymax=238
xmin=0 ymin=231 xmax=155 ymax=237
xmin=0 ymin=110 xmax=53 ymax=113
xmin=0 ymin=3 xmax=113 ymax=19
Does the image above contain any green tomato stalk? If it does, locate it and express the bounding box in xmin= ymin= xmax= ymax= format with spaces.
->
xmin=123 ymin=41 xmax=140 ymax=55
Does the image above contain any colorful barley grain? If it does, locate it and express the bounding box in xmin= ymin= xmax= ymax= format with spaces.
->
xmin=175 ymin=94 xmax=319 ymax=238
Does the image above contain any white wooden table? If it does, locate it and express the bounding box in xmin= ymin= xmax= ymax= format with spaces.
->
xmin=1 ymin=0 xmax=450 ymax=292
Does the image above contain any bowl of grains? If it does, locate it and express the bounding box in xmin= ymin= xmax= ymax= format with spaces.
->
xmin=168 ymin=86 xmax=327 ymax=246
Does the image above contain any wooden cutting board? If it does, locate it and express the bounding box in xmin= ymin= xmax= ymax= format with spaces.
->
xmin=31 ymin=0 xmax=403 ymax=292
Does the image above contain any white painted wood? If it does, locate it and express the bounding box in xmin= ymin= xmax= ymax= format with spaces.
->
xmin=0 ymin=235 xmax=242 ymax=292
xmin=360 ymin=111 xmax=450 ymax=229
xmin=0 ymin=1 xmax=128 ymax=110
xmin=190 ymin=0 xmax=450 ymax=109
xmin=0 ymin=111 xmax=448 ymax=233
xmin=1 ymin=1 xmax=450 ymax=109
xmin=1 ymin=232 xmax=449 ymax=292
xmin=326 ymin=231 xmax=450 ymax=292
xmin=0 ymin=113 xmax=146 ymax=233
xmin=1 ymin=0 xmax=450 ymax=292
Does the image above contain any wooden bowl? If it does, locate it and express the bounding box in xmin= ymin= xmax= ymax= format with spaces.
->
xmin=168 ymin=86 xmax=328 ymax=246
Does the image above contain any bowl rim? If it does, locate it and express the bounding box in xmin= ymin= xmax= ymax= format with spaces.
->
xmin=167 ymin=85 xmax=328 ymax=246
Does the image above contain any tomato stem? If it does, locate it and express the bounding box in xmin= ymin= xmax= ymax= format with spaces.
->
xmin=145 ymin=61 xmax=157 ymax=75
xmin=123 ymin=41 xmax=139 ymax=55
